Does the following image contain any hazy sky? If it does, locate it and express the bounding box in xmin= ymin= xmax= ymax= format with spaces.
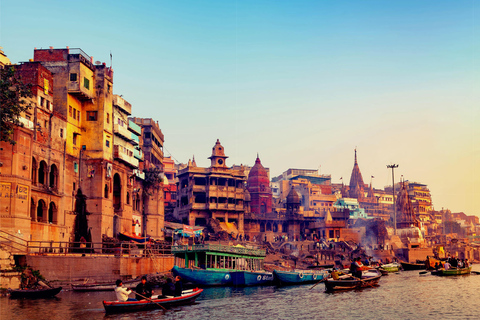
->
xmin=1 ymin=1 xmax=479 ymax=217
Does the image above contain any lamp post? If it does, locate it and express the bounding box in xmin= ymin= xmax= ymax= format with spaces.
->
xmin=387 ymin=164 xmax=399 ymax=235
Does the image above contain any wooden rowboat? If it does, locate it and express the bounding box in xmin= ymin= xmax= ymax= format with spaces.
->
xmin=400 ymin=261 xmax=426 ymax=271
xmin=432 ymin=266 xmax=472 ymax=276
xmin=103 ymin=288 xmax=203 ymax=313
xmin=9 ymin=286 xmax=62 ymax=299
xmin=324 ymin=269 xmax=382 ymax=291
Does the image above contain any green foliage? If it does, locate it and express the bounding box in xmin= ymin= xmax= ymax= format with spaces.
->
xmin=0 ymin=66 xmax=33 ymax=144
xmin=143 ymin=167 xmax=163 ymax=195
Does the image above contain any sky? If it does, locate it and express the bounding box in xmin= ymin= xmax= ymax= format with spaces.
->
xmin=1 ymin=1 xmax=479 ymax=217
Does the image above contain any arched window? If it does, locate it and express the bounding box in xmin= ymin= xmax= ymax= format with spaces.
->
xmin=37 ymin=199 xmax=46 ymax=222
xmin=260 ymin=222 xmax=265 ymax=233
xmin=261 ymin=202 xmax=266 ymax=214
xmin=49 ymin=164 xmax=58 ymax=191
xmin=31 ymin=157 xmax=37 ymax=185
xmin=266 ymin=222 xmax=272 ymax=231
xmin=38 ymin=161 xmax=48 ymax=185
xmin=48 ymin=202 xmax=57 ymax=224
xmin=104 ymin=184 xmax=109 ymax=198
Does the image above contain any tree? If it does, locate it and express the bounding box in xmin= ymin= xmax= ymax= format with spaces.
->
xmin=0 ymin=66 xmax=33 ymax=144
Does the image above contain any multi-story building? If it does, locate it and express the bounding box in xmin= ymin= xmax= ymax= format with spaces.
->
xmin=175 ymin=139 xmax=247 ymax=233
xmin=0 ymin=47 xmax=10 ymax=67
xmin=130 ymin=117 xmax=165 ymax=239
xmin=163 ymin=156 xmax=178 ymax=220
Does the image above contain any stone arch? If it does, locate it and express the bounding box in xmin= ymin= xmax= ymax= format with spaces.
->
xmin=48 ymin=201 xmax=57 ymax=224
xmin=282 ymin=222 xmax=289 ymax=234
xmin=273 ymin=223 xmax=278 ymax=233
xmin=31 ymin=157 xmax=37 ymax=185
xmin=49 ymin=163 xmax=59 ymax=190
xmin=113 ymin=173 xmax=122 ymax=211
xmin=37 ymin=199 xmax=47 ymax=222
xmin=38 ymin=160 xmax=48 ymax=185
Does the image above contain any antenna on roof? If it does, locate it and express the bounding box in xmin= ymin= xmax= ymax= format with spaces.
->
xmin=110 ymin=51 xmax=113 ymax=69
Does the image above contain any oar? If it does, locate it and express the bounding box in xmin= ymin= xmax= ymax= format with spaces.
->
xmin=135 ymin=292 xmax=167 ymax=311
xmin=419 ymin=271 xmax=428 ymax=275
xmin=471 ymin=271 xmax=480 ymax=275
xmin=309 ymin=275 xmax=327 ymax=290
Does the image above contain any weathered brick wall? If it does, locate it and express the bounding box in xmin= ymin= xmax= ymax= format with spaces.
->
xmin=26 ymin=255 xmax=174 ymax=282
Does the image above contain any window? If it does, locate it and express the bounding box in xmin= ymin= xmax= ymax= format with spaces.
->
xmin=106 ymin=140 xmax=110 ymax=147
xmin=73 ymin=134 xmax=77 ymax=145
xmin=69 ymin=106 xmax=73 ymax=117
xmin=44 ymin=120 xmax=48 ymax=128
xmin=40 ymin=97 xmax=45 ymax=107
xmin=70 ymin=73 xmax=77 ymax=81
xmin=46 ymin=101 xmax=50 ymax=110
xmin=73 ymin=108 xmax=76 ymax=120
xmin=77 ymin=110 xmax=80 ymax=121
xmin=60 ymin=128 xmax=63 ymax=138
xmin=106 ymin=113 xmax=110 ymax=124
xmin=83 ymin=77 xmax=90 ymax=89
xmin=87 ymin=111 xmax=98 ymax=121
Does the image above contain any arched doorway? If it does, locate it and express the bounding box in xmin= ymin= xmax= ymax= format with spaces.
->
xmin=113 ymin=173 xmax=121 ymax=211
xmin=31 ymin=157 xmax=37 ymax=185
xmin=37 ymin=199 xmax=46 ymax=222
xmin=260 ymin=222 xmax=265 ymax=232
xmin=48 ymin=202 xmax=57 ymax=224
xmin=30 ymin=198 xmax=36 ymax=221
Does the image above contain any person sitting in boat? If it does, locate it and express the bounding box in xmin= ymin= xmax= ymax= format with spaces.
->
xmin=162 ymin=278 xmax=175 ymax=296
xmin=443 ymin=261 xmax=451 ymax=270
xmin=135 ymin=276 xmax=153 ymax=300
xmin=464 ymin=259 xmax=469 ymax=267
xmin=174 ymin=276 xmax=183 ymax=297
xmin=115 ymin=279 xmax=137 ymax=302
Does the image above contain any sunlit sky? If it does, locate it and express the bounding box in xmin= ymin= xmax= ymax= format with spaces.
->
xmin=1 ymin=1 xmax=479 ymax=217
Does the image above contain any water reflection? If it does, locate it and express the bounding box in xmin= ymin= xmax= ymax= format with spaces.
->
xmin=2 ymin=268 xmax=480 ymax=320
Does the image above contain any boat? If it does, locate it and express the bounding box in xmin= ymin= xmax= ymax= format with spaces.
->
xmin=378 ymin=262 xmax=401 ymax=273
xmin=324 ymin=269 xmax=382 ymax=291
xmin=9 ymin=286 xmax=62 ymax=299
xmin=103 ymin=288 xmax=203 ymax=313
xmin=432 ymin=266 xmax=472 ymax=276
xmin=118 ymin=232 xmax=150 ymax=243
xmin=171 ymin=243 xmax=271 ymax=286
xmin=72 ymin=278 xmax=141 ymax=291
xmin=230 ymin=270 xmax=274 ymax=286
xmin=400 ymin=261 xmax=426 ymax=271
xmin=273 ymin=269 xmax=329 ymax=285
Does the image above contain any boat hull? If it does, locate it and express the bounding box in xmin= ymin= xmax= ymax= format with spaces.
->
xmin=103 ymin=288 xmax=203 ymax=313
xmin=400 ymin=262 xmax=426 ymax=271
xmin=9 ymin=287 xmax=62 ymax=299
xmin=230 ymin=271 xmax=274 ymax=286
xmin=273 ymin=269 xmax=328 ymax=285
xmin=432 ymin=267 xmax=471 ymax=276
xmin=72 ymin=279 xmax=140 ymax=291
xmin=324 ymin=275 xmax=381 ymax=291
xmin=172 ymin=265 xmax=232 ymax=286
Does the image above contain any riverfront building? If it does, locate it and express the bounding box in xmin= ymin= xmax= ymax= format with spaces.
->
xmin=174 ymin=139 xmax=248 ymax=233
xmin=0 ymin=47 xmax=165 ymax=248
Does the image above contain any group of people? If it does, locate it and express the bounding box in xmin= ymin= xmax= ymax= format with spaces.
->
xmin=114 ymin=275 xmax=183 ymax=302
xmin=441 ymin=257 xmax=469 ymax=270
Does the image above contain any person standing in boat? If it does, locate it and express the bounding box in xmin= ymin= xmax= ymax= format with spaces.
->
xmin=354 ymin=257 xmax=364 ymax=279
xmin=115 ymin=279 xmax=137 ymax=301
xmin=135 ymin=276 xmax=153 ymax=300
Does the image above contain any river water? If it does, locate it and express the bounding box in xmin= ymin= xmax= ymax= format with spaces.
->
xmin=2 ymin=267 xmax=480 ymax=320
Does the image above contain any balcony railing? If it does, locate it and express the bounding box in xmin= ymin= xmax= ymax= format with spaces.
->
xmin=113 ymin=144 xmax=139 ymax=168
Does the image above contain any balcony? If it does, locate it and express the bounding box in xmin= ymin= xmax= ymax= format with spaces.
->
xmin=113 ymin=144 xmax=139 ymax=168
xmin=114 ymin=123 xmax=132 ymax=141
xmin=128 ymin=120 xmax=141 ymax=136
xmin=67 ymin=81 xmax=94 ymax=101
xmin=113 ymin=95 xmax=132 ymax=115
xmin=133 ymin=148 xmax=143 ymax=161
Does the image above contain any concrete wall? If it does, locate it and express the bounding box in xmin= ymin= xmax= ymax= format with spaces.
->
xmin=26 ymin=254 xmax=174 ymax=283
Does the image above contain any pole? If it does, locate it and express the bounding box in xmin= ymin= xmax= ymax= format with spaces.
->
xmin=387 ymin=164 xmax=399 ymax=235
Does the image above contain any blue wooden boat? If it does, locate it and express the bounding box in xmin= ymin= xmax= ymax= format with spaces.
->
xmin=273 ymin=269 xmax=329 ymax=285
xmin=230 ymin=270 xmax=274 ymax=286
xmin=103 ymin=288 xmax=203 ymax=313
xmin=171 ymin=243 xmax=268 ymax=287
xmin=172 ymin=265 xmax=233 ymax=286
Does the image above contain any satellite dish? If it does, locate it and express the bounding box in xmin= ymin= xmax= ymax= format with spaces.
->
xmin=95 ymin=61 xmax=101 ymax=65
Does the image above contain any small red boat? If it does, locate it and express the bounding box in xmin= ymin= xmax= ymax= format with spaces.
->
xmin=103 ymin=288 xmax=203 ymax=313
